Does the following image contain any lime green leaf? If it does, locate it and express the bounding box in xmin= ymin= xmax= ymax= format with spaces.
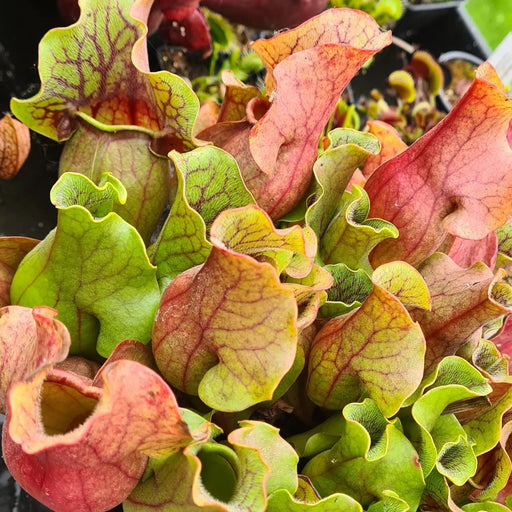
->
xmin=420 ymin=469 xmax=462 ymax=512
xmin=0 ymin=237 xmax=39 ymax=307
xmin=51 ymin=171 xmax=127 ymax=213
xmin=366 ymin=491 xmax=410 ymax=512
xmin=305 ymin=128 xmax=380 ymax=239
xmin=287 ymin=413 xmax=345 ymax=459
xmin=125 ymin=421 xmax=288 ymax=512
xmin=307 ymin=281 xmax=425 ymax=416
xmin=303 ymin=399 xmax=425 ymax=510
xmin=462 ymin=503 xmax=511 ymax=511
xmin=59 ymin=124 xmax=171 ymax=242
xmin=403 ymin=357 xmax=491 ymax=480
xmin=321 ymin=185 xmax=399 ymax=272
xmin=431 ymin=415 xmax=477 ymax=485
xmin=464 ymin=385 xmax=512 ymax=455
xmin=235 ymin=420 xmax=298 ymax=495
xmin=373 ymin=261 xmax=431 ymax=311
xmin=467 ymin=418 xmax=512 ymax=502
xmin=388 ymin=70 xmax=416 ymax=103
xmin=268 ymin=485 xmax=363 ymax=511
xmin=150 ymin=147 xmax=254 ymax=288
xmin=11 ymin=173 xmax=160 ymax=358
xmin=496 ymin=222 xmax=512 ymax=273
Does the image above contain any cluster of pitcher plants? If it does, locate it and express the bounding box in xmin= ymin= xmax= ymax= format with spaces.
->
xmin=1 ymin=0 xmax=512 ymax=511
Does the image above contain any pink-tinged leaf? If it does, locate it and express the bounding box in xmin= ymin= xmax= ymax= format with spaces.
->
xmin=491 ymin=315 xmax=512 ymax=370
xmin=11 ymin=0 xmax=199 ymax=151
xmin=0 ymin=237 xmax=38 ymax=307
xmin=366 ymin=63 xmax=512 ymax=266
xmin=201 ymin=9 xmax=391 ymax=219
xmin=92 ymin=339 xmax=157 ymax=387
xmin=444 ymin=232 xmax=498 ymax=269
xmin=202 ymin=0 xmax=328 ymax=30
xmin=307 ymin=281 xmax=425 ymax=416
xmin=0 ymin=115 xmax=30 ymax=179
xmin=193 ymin=100 xmax=221 ymax=136
xmin=152 ymin=247 xmax=298 ymax=412
xmin=361 ymin=120 xmax=406 ymax=179
xmin=413 ymin=253 xmax=512 ymax=372
xmin=0 ymin=305 xmax=70 ymax=414
xmin=3 ymin=359 xmax=193 ymax=512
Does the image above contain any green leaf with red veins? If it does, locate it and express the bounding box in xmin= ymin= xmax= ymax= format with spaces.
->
xmin=321 ymin=185 xmax=398 ymax=272
xmin=218 ymin=70 xmax=266 ymax=123
xmin=10 ymin=0 xmax=199 ymax=147
xmin=372 ymin=261 xmax=431 ymax=311
xmin=307 ymin=277 xmax=425 ymax=416
xmin=171 ymin=148 xmax=255 ymax=230
xmin=0 ymin=237 xmax=39 ymax=307
xmin=152 ymin=241 xmax=298 ymax=412
xmin=0 ymin=305 xmax=70 ymax=414
xmin=413 ymin=253 xmax=512 ymax=372
xmin=150 ymin=147 xmax=254 ymax=288
xmin=319 ymin=264 xmax=374 ymax=318
xmin=366 ymin=63 xmax=512 ymax=267
xmin=211 ymin=205 xmax=316 ymax=279
xmin=201 ymin=9 xmax=391 ymax=219
xmin=125 ymin=421 xmax=293 ymax=512
xmin=10 ymin=173 xmax=160 ymax=358
xmin=3 ymin=360 xmax=193 ymax=512
xmin=305 ymin=128 xmax=380 ymax=240
xmin=302 ymin=399 xmax=425 ymax=510
xmin=59 ymin=123 xmax=171 ymax=242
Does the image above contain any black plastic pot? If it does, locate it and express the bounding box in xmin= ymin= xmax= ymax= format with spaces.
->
xmin=393 ymin=2 xmax=487 ymax=60
xmin=398 ymin=1 xmax=464 ymax=33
